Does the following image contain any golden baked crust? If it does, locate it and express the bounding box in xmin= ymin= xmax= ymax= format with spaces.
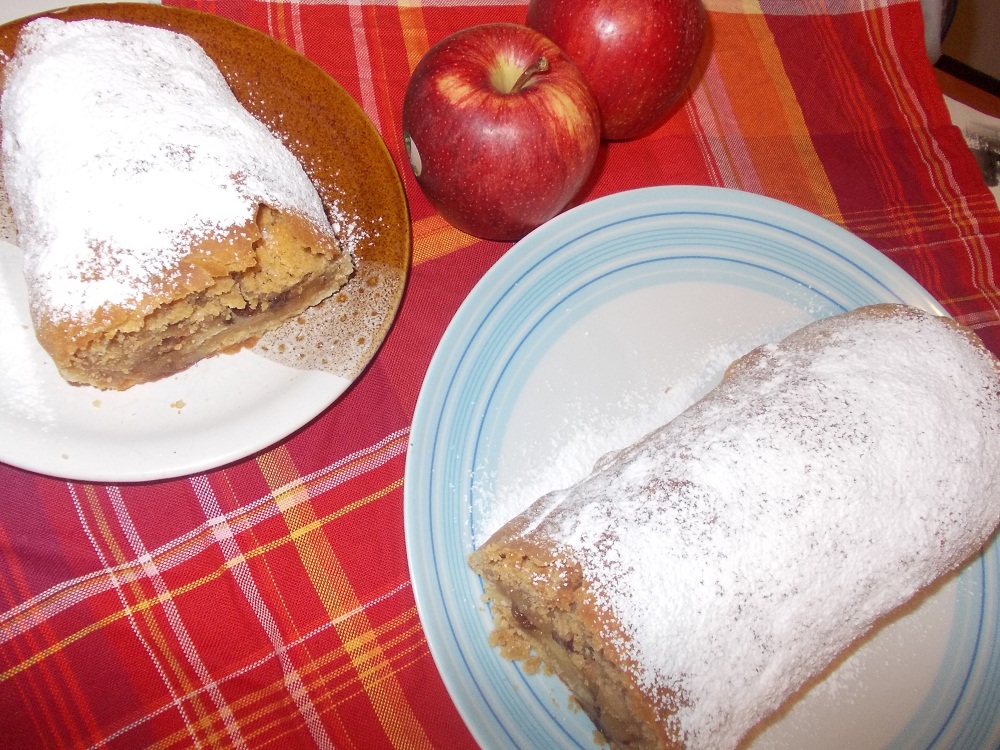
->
xmin=37 ymin=205 xmax=353 ymax=390
xmin=470 ymin=304 xmax=1000 ymax=750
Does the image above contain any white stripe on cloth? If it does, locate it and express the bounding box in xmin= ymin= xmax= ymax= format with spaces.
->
xmin=107 ymin=485 xmax=248 ymax=749
xmin=68 ymin=484 xmax=204 ymax=749
xmin=0 ymin=427 xmax=409 ymax=645
xmin=687 ymin=56 xmax=765 ymax=195
xmin=190 ymin=473 xmax=336 ymax=750
xmin=84 ymin=579 xmax=414 ymax=750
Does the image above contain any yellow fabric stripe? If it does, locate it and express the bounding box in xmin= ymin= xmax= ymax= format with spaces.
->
xmin=748 ymin=16 xmax=842 ymax=221
xmin=261 ymin=446 xmax=432 ymax=748
xmin=1 ymin=477 xmax=397 ymax=683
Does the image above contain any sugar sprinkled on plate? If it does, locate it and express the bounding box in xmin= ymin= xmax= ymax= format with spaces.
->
xmin=472 ymin=333 xmax=775 ymax=547
xmin=0 ymin=242 xmax=53 ymax=425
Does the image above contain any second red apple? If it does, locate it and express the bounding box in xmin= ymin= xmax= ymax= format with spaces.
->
xmin=527 ymin=0 xmax=707 ymax=141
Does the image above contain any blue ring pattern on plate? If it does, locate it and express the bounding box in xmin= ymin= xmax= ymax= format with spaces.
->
xmin=404 ymin=186 xmax=1000 ymax=749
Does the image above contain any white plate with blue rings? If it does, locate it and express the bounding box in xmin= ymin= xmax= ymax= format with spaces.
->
xmin=404 ymin=185 xmax=1000 ymax=749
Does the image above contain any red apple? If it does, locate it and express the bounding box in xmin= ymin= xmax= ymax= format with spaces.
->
xmin=402 ymin=23 xmax=601 ymax=241
xmin=526 ymin=0 xmax=706 ymax=141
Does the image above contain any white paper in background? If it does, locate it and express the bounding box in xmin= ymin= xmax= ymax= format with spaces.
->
xmin=944 ymin=95 xmax=1000 ymax=209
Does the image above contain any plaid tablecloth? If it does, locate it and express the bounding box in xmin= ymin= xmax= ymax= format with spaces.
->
xmin=2 ymin=0 xmax=1000 ymax=748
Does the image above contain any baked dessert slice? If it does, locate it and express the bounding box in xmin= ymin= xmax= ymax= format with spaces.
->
xmin=0 ymin=17 xmax=354 ymax=390
xmin=469 ymin=304 xmax=1000 ymax=750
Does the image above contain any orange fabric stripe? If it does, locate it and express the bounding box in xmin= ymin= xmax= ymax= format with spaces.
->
xmin=265 ymin=2 xmax=291 ymax=48
xmin=708 ymin=12 xmax=842 ymax=222
xmin=399 ymin=4 xmax=430 ymax=74
xmin=412 ymin=214 xmax=479 ymax=265
xmin=395 ymin=7 xmax=478 ymax=266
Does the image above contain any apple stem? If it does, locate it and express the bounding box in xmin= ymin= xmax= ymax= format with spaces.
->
xmin=510 ymin=57 xmax=549 ymax=93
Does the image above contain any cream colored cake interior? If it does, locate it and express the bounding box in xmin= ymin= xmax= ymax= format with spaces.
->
xmin=61 ymin=205 xmax=353 ymax=390
xmin=471 ymin=548 xmax=675 ymax=750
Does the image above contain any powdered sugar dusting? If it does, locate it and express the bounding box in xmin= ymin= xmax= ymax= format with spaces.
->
xmin=0 ymin=17 xmax=337 ymax=323
xmin=472 ymin=322 xmax=808 ymax=547
xmin=473 ymin=341 xmax=751 ymax=547
xmin=515 ymin=308 xmax=1000 ymax=749
xmin=0 ymin=242 xmax=53 ymax=425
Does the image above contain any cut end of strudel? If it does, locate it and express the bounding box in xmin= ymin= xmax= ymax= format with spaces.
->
xmin=0 ymin=17 xmax=354 ymax=390
xmin=469 ymin=303 xmax=1000 ymax=750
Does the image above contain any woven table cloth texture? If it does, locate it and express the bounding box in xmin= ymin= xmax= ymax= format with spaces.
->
xmin=2 ymin=0 xmax=1000 ymax=748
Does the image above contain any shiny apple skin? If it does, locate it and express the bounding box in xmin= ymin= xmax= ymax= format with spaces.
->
xmin=402 ymin=23 xmax=601 ymax=241
xmin=527 ymin=0 xmax=706 ymax=141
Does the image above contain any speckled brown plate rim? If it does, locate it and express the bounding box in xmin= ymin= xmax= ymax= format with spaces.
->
xmin=0 ymin=1 xmax=412 ymax=379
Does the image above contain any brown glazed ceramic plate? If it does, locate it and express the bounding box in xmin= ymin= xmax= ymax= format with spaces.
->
xmin=0 ymin=3 xmax=412 ymax=481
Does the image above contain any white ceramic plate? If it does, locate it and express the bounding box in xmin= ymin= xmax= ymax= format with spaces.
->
xmin=0 ymin=3 xmax=410 ymax=482
xmin=1 ymin=236 xmax=351 ymax=480
xmin=404 ymin=186 xmax=1000 ymax=749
